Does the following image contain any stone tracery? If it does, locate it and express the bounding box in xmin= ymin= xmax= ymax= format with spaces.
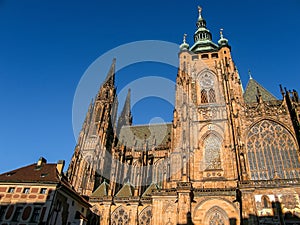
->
xmin=247 ymin=120 xmax=300 ymax=180
xmin=204 ymin=134 xmax=222 ymax=170
xmin=138 ymin=207 xmax=152 ymax=225
xmin=111 ymin=206 xmax=129 ymax=225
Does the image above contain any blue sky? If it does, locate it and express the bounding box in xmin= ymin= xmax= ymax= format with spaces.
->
xmin=0 ymin=0 xmax=299 ymax=173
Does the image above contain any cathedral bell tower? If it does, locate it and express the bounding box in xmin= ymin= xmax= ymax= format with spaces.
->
xmin=168 ymin=6 xmax=243 ymax=224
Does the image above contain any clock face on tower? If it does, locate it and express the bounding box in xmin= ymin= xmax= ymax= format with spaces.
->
xmin=200 ymin=73 xmax=214 ymax=88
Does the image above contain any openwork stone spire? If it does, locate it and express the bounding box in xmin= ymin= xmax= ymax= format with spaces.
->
xmin=117 ymin=89 xmax=133 ymax=134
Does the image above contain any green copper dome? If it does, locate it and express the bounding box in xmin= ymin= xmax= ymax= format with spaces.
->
xmin=190 ymin=6 xmax=218 ymax=53
xmin=218 ymin=29 xmax=230 ymax=48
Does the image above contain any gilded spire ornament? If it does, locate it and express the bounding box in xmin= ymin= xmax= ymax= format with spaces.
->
xmin=248 ymin=70 xmax=253 ymax=79
xmin=183 ymin=34 xmax=187 ymax=43
xmin=198 ymin=6 xmax=202 ymax=19
xmin=220 ymin=28 xmax=224 ymax=39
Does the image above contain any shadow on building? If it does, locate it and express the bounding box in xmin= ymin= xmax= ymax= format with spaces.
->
xmin=243 ymin=201 xmax=300 ymax=225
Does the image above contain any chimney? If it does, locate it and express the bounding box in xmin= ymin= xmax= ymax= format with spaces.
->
xmin=37 ymin=157 xmax=47 ymax=167
xmin=56 ymin=160 xmax=65 ymax=175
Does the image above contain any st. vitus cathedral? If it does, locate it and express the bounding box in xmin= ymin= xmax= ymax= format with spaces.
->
xmin=67 ymin=6 xmax=300 ymax=225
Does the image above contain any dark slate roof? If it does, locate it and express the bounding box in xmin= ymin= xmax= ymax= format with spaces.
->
xmin=142 ymin=183 xmax=159 ymax=197
xmin=115 ymin=183 xmax=134 ymax=197
xmin=117 ymin=123 xmax=172 ymax=149
xmin=0 ymin=163 xmax=60 ymax=183
xmin=243 ymin=78 xmax=277 ymax=104
xmin=91 ymin=181 xmax=110 ymax=198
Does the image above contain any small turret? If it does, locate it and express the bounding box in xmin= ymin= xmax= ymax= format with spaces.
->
xmin=180 ymin=34 xmax=190 ymax=51
xmin=218 ymin=28 xmax=230 ymax=49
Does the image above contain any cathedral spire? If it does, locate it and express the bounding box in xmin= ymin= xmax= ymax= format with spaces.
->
xmin=190 ymin=6 xmax=218 ymax=53
xmin=96 ymin=58 xmax=117 ymax=102
xmin=82 ymin=99 xmax=94 ymax=129
xmin=103 ymin=58 xmax=116 ymax=86
xmin=122 ymin=89 xmax=132 ymax=125
xmin=117 ymin=89 xmax=133 ymax=134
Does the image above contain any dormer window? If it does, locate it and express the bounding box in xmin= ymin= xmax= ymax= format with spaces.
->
xmin=23 ymin=188 xmax=30 ymax=194
xmin=8 ymin=187 xmax=15 ymax=193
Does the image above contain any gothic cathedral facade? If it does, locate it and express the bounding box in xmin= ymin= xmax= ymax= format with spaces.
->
xmin=67 ymin=7 xmax=300 ymax=225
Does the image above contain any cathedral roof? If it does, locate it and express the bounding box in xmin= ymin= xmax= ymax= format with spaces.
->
xmin=91 ymin=180 xmax=110 ymax=197
xmin=115 ymin=182 xmax=135 ymax=197
xmin=243 ymin=77 xmax=277 ymax=104
xmin=142 ymin=183 xmax=159 ymax=197
xmin=117 ymin=123 xmax=172 ymax=149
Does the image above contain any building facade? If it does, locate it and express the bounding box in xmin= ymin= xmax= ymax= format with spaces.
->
xmin=67 ymin=6 xmax=300 ymax=225
xmin=0 ymin=157 xmax=90 ymax=225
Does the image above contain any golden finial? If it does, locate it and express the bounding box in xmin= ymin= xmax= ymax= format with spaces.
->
xmin=248 ymin=69 xmax=253 ymax=79
xmin=198 ymin=6 xmax=202 ymax=18
xmin=220 ymin=28 xmax=224 ymax=39
xmin=183 ymin=34 xmax=187 ymax=43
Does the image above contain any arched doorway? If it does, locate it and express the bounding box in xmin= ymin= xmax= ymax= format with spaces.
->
xmin=193 ymin=198 xmax=239 ymax=225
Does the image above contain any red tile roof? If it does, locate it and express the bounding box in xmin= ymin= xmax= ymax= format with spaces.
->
xmin=0 ymin=163 xmax=60 ymax=183
xmin=0 ymin=161 xmax=91 ymax=207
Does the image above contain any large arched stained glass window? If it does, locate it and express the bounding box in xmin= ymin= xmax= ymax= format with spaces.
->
xmin=111 ymin=206 xmax=129 ymax=225
xmin=152 ymin=159 xmax=164 ymax=186
xmin=204 ymin=134 xmax=222 ymax=170
xmin=247 ymin=120 xmax=300 ymax=180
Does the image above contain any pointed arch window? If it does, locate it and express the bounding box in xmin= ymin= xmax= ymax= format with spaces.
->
xmin=152 ymin=159 xmax=164 ymax=186
xmin=131 ymin=162 xmax=142 ymax=187
xmin=262 ymin=195 xmax=271 ymax=208
xmin=199 ymin=72 xmax=217 ymax=104
xmin=247 ymin=120 xmax=300 ymax=180
xmin=201 ymin=90 xmax=208 ymax=103
xmin=204 ymin=134 xmax=222 ymax=170
xmin=209 ymin=88 xmax=216 ymax=103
